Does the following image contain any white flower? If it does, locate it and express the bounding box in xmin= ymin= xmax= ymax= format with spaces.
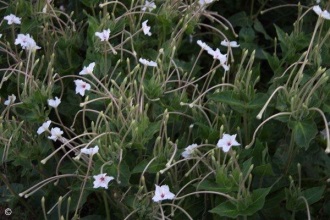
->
xmin=142 ymin=20 xmax=152 ymax=36
xmin=74 ymin=79 xmax=91 ymax=96
xmin=81 ymin=145 xmax=99 ymax=156
xmin=48 ymin=127 xmax=63 ymax=141
xmin=142 ymin=0 xmax=156 ymax=12
xmin=207 ymin=48 xmax=229 ymax=71
xmin=4 ymin=94 xmax=16 ymax=105
xmin=15 ymin=34 xmax=41 ymax=51
xmin=139 ymin=58 xmax=157 ymax=67
xmin=152 ymin=185 xmax=175 ymax=202
xmin=59 ymin=5 xmax=65 ymax=11
xmin=47 ymin=97 xmax=61 ymax=108
xmin=216 ymin=134 xmax=240 ymax=152
xmin=95 ymin=29 xmax=110 ymax=41
xmin=79 ymin=62 xmax=95 ymax=75
xmin=4 ymin=14 xmax=21 ymax=25
xmin=197 ymin=40 xmax=212 ymax=52
xmin=37 ymin=120 xmax=51 ymax=135
xmin=221 ymin=40 xmax=240 ymax=48
xmin=181 ymin=144 xmax=198 ymax=158
xmin=313 ymin=5 xmax=330 ymax=20
xmin=0 ymin=34 xmax=2 ymax=38
xmin=199 ymin=0 xmax=214 ymax=7
xmin=93 ymin=173 xmax=114 ymax=189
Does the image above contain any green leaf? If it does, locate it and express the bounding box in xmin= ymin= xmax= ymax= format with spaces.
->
xmin=210 ymin=187 xmax=272 ymax=218
xmin=301 ymin=186 xmax=325 ymax=206
xmin=289 ymin=120 xmax=318 ymax=150
xmin=254 ymin=19 xmax=272 ymax=40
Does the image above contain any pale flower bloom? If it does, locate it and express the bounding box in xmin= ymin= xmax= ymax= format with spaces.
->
xmin=74 ymin=79 xmax=91 ymax=96
xmin=313 ymin=5 xmax=330 ymax=20
xmin=199 ymin=0 xmax=214 ymax=7
xmin=221 ymin=40 xmax=240 ymax=48
xmin=197 ymin=40 xmax=212 ymax=52
xmin=217 ymin=134 xmax=240 ymax=152
xmin=139 ymin=58 xmax=157 ymax=67
xmin=152 ymin=185 xmax=175 ymax=202
xmin=95 ymin=29 xmax=110 ymax=41
xmin=81 ymin=145 xmax=99 ymax=156
xmin=4 ymin=94 xmax=16 ymax=105
xmin=207 ymin=48 xmax=229 ymax=71
xmin=47 ymin=97 xmax=61 ymax=108
xmin=93 ymin=173 xmax=114 ymax=189
xmin=79 ymin=62 xmax=95 ymax=75
xmin=48 ymin=127 xmax=63 ymax=141
xmin=142 ymin=0 xmax=156 ymax=12
xmin=4 ymin=14 xmax=21 ymax=25
xmin=181 ymin=144 xmax=198 ymax=158
xmin=142 ymin=20 xmax=152 ymax=36
xmin=37 ymin=120 xmax=51 ymax=135
xmin=15 ymin=34 xmax=41 ymax=51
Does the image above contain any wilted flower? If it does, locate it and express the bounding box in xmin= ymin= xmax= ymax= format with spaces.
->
xmin=81 ymin=145 xmax=99 ymax=156
xmin=93 ymin=173 xmax=114 ymax=189
xmin=95 ymin=29 xmax=110 ymax=41
xmin=142 ymin=0 xmax=156 ymax=12
xmin=37 ymin=120 xmax=51 ymax=135
xmin=207 ymin=48 xmax=229 ymax=71
xmin=142 ymin=20 xmax=152 ymax=36
xmin=4 ymin=94 xmax=16 ymax=105
xmin=320 ymin=122 xmax=330 ymax=139
xmin=74 ymin=79 xmax=91 ymax=96
xmin=221 ymin=40 xmax=240 ymax=48
xmin=79 ymin=62 xmax=95 ymax=75
xmin=15 ymin=34 xmax=41 ymax=51
xmin=139 ymin=58 xmax=157 ymax=67
xmin=181 ymin=143 xmax=198 ymax=158
xmin=48 ymin=127 xmax=63 ymax=141
xmin=152 ymin=185 xmax=175 ymax=202
xmin=47 ymin=97 xmax=61 ymax=108
xmin=313 ymin=5 xmax=330 ymax=20
xmin=4 ymin=14 xmax=21 ymax=25
xmin=217 ymin=133 xmax=240 ymax=152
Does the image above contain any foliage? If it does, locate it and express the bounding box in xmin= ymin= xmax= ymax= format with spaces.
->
xmin=0 ymin=0 xmax=330 ymax=219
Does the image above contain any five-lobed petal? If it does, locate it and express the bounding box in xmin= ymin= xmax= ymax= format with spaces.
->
xmin=15 ymin=33 xmax=41 ymax=51
xmin=74 ymin=79 xmax=91 ymax=96
xmin=48 ymin=127 xmax=64 ymax=141
xmin=79 ymin=62 xmax=95 ymax=75
xmin=217 ymin=133 xmax=240 ymax=152
xmin=139 ymin=58 xmax=157 ymax=67
xmin=313 ymin=5 xmax=330 ymax=20
xmin=95 ymin=29 xmax=110 ymax=41
xmin=48 ymin=97 xmax=61 ymax=108
xmin=152 ymin=184 xmax=175 ymax=202
xmin=142 ymin=20 xmax=152 ymax=36
xmin=142 ymin=0 xmax=156 ymax=12
xmin=4 ymin=14 xmax=21 ymax=25
xmin=4 ymin=94 xmax=16 ymax=106
xmin=93 ymin=173 xmax=114 ymax=189
xmin=181 ymin=143 xmax=198 ymax=158
xmin=221 ymin=40 xmax=240 ymax=48
xmin=81 ymin=145 xmax=99 ymax=156
xmin=37 ymin=120 xmax=51 ymax=135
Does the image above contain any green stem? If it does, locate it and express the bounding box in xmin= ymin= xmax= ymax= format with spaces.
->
xmin=103 ymin=191 xmax=111 ymax=220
